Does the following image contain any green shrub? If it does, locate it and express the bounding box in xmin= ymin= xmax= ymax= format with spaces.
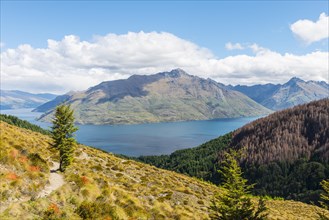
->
xmin=91 ymin=164 xmax=103 ymax=171
xmin=76 ymin=201 xmax=97 ymax=219
xmin=28 ymin=153 xmax=49 ymax=172
xmin=76 ymin=201 xmax=118 ymax=220
xmin=42 ymin=203 xmax=64 ymax=220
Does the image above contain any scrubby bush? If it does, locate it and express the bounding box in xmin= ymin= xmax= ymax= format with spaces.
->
xmin=76 ymin=200 xmax=118 ymax=220
xmin=42 ymin=203 xmax=64 ymax=220
xmin=28 ymin=153 xmax=49 ymax=172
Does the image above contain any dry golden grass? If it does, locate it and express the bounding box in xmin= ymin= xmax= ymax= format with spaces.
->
xmin=0 ymin=121 xmax=328 ymax=219
xmin=0 ymin=122 xmax=53 ymax=212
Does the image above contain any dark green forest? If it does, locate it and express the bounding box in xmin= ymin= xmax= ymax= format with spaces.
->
xmin=138 ymin=133 xmax=231 ymax=182
xmin=0 ymin=114 xmax=50 ymax=135
xmin=138 ymin=99 xmax=329 ymax=204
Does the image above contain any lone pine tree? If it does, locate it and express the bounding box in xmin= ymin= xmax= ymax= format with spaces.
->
xmin=52 ymin=104 xmax=78 ymax=172
xmin=210 ymin=150 xmax=268 ymax=220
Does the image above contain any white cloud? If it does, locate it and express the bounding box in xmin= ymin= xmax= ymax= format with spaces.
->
xmin=0 ymin=42 xmax=5 ymax=48
xmin=1 ymin=31 xmax=328 ymax=94
xmin=290 ymin=13 xmax=329 ymax=44
xmin=225 ymin=42 xmax=244 ymax=50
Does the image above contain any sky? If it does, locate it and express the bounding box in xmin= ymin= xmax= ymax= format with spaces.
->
xmin=1 ymin=1 xmax=328 ymax=94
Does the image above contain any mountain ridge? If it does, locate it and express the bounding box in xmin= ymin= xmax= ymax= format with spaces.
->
xmin=35 ymin=69 xmax=271 ymax=125
xmin=0 ymin=90 xmax=57 ymax=110
xmin=231 ymin=77 xmax=328 ymax=110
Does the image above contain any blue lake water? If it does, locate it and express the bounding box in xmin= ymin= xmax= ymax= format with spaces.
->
xmin=1 ymin=108 xmax=260 ymax=157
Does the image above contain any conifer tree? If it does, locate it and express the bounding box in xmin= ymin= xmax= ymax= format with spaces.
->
xmin=210 ymin=150 xmax=268 ymax=220
xmin=52 ymin=104 xmax=78 ymax=172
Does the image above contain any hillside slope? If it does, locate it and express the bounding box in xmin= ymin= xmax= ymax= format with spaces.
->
xmin=231 ymin=98 xmax=329 ymax=164
xmin=0 ymin=90 xmax=57 ymax=110
xmin=35 ymin=69 xmax=271 ymax=125
xmin=232 ymin=77 xmax=329 ymax=110
xmin=139 ymin=99 xmax=329 ymax=203
xmin=1 ymin=121 xmax=328 ymax=219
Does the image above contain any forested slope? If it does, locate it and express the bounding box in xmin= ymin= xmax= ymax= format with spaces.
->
xmin=232 ymin=98 xmax=328 ymax=164
xmin=138 ymin=99 xmax=329 ymax=203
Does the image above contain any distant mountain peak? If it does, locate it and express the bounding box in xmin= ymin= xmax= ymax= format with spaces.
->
xmin=286 ymin=77 xmax=305 ymax=85
xmin=171 ymin=68 xmax=188 ymax=75
xmin=158 ymin=68 xmax=189 ymax=78
xmin=232 ymin=77 xmax=328 ymax=110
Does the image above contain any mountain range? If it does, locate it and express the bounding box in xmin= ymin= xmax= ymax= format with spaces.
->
xmin=3 ymin=69 xmax=327 ymax=125
xmin=231 ymin=77 xmax=328 ymax=110
xmin=0 ymin=90 xmax=57 ymax=110
xmin=35 ymin=69 xmax=271 ymax=124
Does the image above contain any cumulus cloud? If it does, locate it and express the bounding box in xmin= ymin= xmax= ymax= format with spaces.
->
xmin=225 ymin=42 xmax=244 ymax=50
xmin=290 ymin=13 xmax=329 ymax=44
xmin=1 ymin=31 xmax=328 ymax=93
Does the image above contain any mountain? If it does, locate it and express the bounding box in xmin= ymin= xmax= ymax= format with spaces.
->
xmin=231 ymin=77 xmax=329 ymax=110
xmin=1 ymin=120 xmax=328 ymax=219
xmin=231 ymin=83 xmax=280 ymax=104
xmin=35 ymin=69 xmax=271 ymax=125
xmin=32 ymin=92 xmax=74 ymax=113
xmin=138 ymin=99 xmax=329 ymax=204
xmin=0 ymin=90 xmax=57 ymax=110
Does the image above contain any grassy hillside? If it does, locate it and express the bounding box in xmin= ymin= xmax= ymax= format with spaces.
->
xmin=0 ymin=114 xmax=51 ymax=135
xmin=1 ymin=121 xmax=328 ymax=219
xmin=139 ymin=99 xmax=329 ymax=203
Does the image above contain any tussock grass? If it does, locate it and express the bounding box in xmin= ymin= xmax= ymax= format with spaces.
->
xmin=0 ymin=121 xmax=328 ymax=219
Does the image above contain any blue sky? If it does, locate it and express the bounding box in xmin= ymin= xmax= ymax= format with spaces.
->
xmin=1 ymin=1 xmax=328 ymax=93
xmin=1 ymin=1 xmax=328 ymax=56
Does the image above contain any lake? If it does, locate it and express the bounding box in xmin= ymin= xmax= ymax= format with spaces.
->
xmin=1 ymin=108 xmax=260 ymax=157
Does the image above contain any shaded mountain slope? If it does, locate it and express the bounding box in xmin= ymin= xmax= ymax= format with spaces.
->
xmin=33 ymin=93 xmax=73 ymax=113
xmin=138 ymin=99 xmax=329 ymax=203
xmin=232 ymin=77 xmax=329 ymax=110
xmin=1 ymin=121 xmax=328 ymax=219
xmin=35 ymin=69 xmax=271 ymax=125
xmin=232 ymin=83 xmax=279 ymax=104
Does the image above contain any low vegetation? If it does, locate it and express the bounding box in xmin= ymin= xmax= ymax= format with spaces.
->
xmin=1 ymin=121 xmax=328 ymax=219
xmin=319 ymin=179 xmax=329 ymax=219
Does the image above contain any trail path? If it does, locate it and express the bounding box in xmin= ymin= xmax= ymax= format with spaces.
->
xmin=0 ymin=162 xmax=65 ymax=213
xmin=38 ymin=162 xmax=64 ymax=198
